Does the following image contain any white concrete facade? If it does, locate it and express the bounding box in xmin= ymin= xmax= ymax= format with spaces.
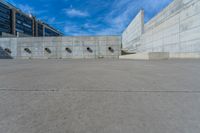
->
xmin=122 ymin=0 xmax=200 ymax=54
xmin=122 ymin=10 xmax=144 ymax=51
xmin=0 ymin=36 xmax=121 ymax=59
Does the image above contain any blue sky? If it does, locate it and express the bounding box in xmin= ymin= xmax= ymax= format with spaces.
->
xmin=6 ymin=0 xmax=173 ymax=36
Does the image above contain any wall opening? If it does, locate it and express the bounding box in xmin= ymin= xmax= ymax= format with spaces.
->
xmin=0 ymin=47 xmax=13 ymax=59
xmin=4 ymin=48 xmax=12 ymax=54
xmin=65 ymin=47 xmax=72 ymax=53
xmin=45 ymin=48 xmax=51 ymax=54
xmin=108 ymin=47 xmax=114 ymax=53
xmin=87 ymin=47 xmax=93 ymax=53
xmin=24 ymin=48 xmax=32 ymax=54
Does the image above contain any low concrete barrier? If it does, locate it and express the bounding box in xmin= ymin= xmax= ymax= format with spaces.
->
xmin=119 ymin=53 xmax=149 ymax=60
xmin=170 ymin=53 xmax=200 ymax=59
xmin=120 ymin=52 xmax=200 ymax=60
xmin=149 ymin=52 xmax=169 ymax=60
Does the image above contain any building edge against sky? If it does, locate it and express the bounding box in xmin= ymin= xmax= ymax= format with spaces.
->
xmin=0 ymin=1 xmax=63 ymax=37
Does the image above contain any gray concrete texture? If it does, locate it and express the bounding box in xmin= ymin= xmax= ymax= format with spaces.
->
xmin=0 ymin=36 xmax=121 ymax=59
xmin=122 ymin=0 xmax=200 ymax=53
xmin=0 ymin=59 xmax=200 ymax=133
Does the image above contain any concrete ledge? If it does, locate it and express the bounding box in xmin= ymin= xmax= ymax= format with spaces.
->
xmin=169 ymin=53 xmax=200 ymax=59
xmin=119 ymin=52 xmax=169 ymax=60
xmin=149 ymin=52 xmax=169 ymax=60
xmin=120 ymin=52 xmax=200 ymax=60
xmin=119 ymin=53 xmax=149 ymax=60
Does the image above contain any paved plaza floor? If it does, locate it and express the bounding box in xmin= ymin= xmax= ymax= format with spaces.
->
xmin=0 ymin=59 xmax=200 ymax=133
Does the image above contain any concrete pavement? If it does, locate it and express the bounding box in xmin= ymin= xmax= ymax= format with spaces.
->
xmin=0 ymin=59 xmax=200 ymax=133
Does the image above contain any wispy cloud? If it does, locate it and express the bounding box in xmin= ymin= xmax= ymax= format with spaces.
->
xmin=97 ymin=0 xmax=139 ymax=35
xmin=6 ymin=0 xmax=172 ymax=35
xmin=64 ymin=8 xmax=89 ymax=17
xmin=7 ymin=2 xmax=47 ymax=16
xmin=96 ymin=0 xmax=172 ymax=35
xmin=17 ymin=4 xmax=35 ymax=15
xmin=64 ymin=22 xmax=98 ymax=36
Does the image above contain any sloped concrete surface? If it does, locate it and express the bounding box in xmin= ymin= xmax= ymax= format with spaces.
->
xmin=0 ymin=59 xmax=200 ymax=133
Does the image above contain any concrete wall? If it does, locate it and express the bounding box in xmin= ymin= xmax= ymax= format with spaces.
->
xmin=122 ymin=11 xmax=144 ymax=52
xmin=122 ymin=0 xmax=200 ymax=53
xmin=0 ymin=36 xmax=121 ymax=59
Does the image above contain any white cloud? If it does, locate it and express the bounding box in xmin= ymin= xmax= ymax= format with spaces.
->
xmin=63 ymin=22 xmax=99 ymax=36
xmin=64 ymin=8 xmax=89 ymax=17
xmin=62 ymin=0 xmax=138 ymax=35
xmin=97 ymin=0 xmax=138 ymax=35
xmin=18 ymin=4 xmax=35 ymax=15
xmin=64 ymin=22 xmax=84 ymax=35
xmin=11 ymin=3 xmax=47 ymax=16
xmin=47 ymin=17 xmax=56 ymax=24
xmin=96 ymin=0 xmax=172 ymax=35
xmin=6 ymin=0 xmax=172 ymax=35
xmin=83 ymin=23 xmax=99 ymax=29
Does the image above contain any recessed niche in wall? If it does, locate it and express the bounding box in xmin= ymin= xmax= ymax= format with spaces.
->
xmin=4 ymin=48 xmax=12 ymax=54
xmin=65 ymin=47 xmax=72 ymax=53
xmin=108 ymin=47 xmax=114 ymax=53
xmin=45 ymin=48 xmax=51 ymax=54
xmin=24 ymin=48 xmax=32 ymax=54
xmin=87 ymin=47 xmax=93 ymax=53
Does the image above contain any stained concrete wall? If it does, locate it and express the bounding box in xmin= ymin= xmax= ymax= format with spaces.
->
xmin=122 ymin=0 xmax=200 ymax=53
xmin=0 ymin=36 xmax=121 ymax=59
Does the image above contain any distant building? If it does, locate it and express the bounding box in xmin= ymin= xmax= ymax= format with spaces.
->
xmin=0 ymin=1 xmax=63 ymax=37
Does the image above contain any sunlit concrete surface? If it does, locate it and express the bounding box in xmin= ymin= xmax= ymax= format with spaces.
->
xmin=122 ymin=0 xmax=200 ymax=54
xmin=0 ymin=59 xmax=200 ymax=133
xmin=0 ymin=36 xmax=121 ymax=59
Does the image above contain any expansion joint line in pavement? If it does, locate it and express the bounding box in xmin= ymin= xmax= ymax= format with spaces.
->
xmin=0 ymin=88 xmax=59 ymax=92
xmin=0 ymin=88 xmax=200 ymax=93
xmin=70 ymin=89 xmax=200 ymax=93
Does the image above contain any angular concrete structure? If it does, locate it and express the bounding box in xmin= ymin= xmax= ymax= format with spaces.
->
xmin=122 ymin=10 xmax=144 ymax=52
xmin=1 ymin=0 xmax=200 ymax=60
xmin=122 ymin=0 xmax=200 ymax=58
